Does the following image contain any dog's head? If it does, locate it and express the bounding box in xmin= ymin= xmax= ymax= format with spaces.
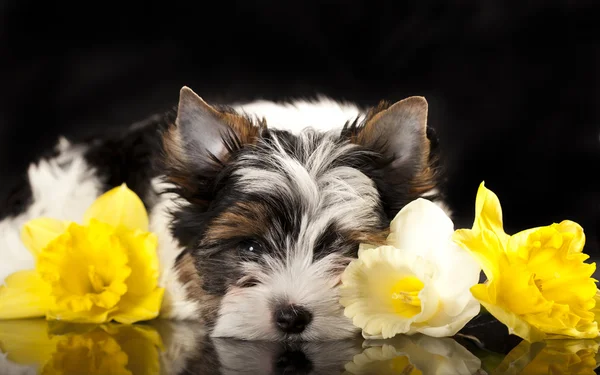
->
xmin=160 ymin=87 xmax=442 ymax=341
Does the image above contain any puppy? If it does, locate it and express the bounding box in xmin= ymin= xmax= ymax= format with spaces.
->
xmin=0 ymin=86 xmax=447 ymax=341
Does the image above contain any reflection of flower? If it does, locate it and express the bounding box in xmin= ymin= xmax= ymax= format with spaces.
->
xmin=494 ymin=339 xmax=599 ymax=374
xmin=343 ymin=334 xmax=481 ymax=375
xmin=0 ymin=184 xmax=164 ymax=324
xmin=340 ymin=198 xmax=481 ymax=339
xmin=453 ymin=182 xmax=599 ymax=342
xmin=42 ymin=332 xmax=131 ymax=375
xmin=0 ymin=320 xmax=163 ymax=375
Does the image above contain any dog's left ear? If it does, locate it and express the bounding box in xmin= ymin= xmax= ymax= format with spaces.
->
xmin=347 ymin=96 xmax=440 ymax=218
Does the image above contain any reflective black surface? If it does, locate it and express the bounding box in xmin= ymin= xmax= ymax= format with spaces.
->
xmin=1 ymin=313 xmax=599 ymax=374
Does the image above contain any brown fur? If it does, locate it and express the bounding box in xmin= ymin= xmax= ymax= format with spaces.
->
xmin=175 ymin=252 xmax=221 ymax=322
xmin=345 ymin=228 xmax=389 ymax=246
xmin=160 ymin=91 xmax=263 ymax=204
xmin=203 ymin=201 xmax=271 ymax=244
xmin=349 ymin=96 xmax=440 ymax=205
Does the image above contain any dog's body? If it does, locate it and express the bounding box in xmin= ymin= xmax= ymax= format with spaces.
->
xmin=0 ymin=87 xmax=447 ymax=341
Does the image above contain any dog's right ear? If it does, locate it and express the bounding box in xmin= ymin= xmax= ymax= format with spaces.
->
xmin=161 ymin=86 xmax=261 ymax=204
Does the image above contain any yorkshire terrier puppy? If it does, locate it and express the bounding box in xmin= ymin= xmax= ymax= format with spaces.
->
xmin=0 ymin=86 xmax=447 ymax=341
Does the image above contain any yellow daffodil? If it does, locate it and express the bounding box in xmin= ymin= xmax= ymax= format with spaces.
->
xmin=0 ymin=184 xmax=164 ymax=324
xmin=453 ymin=182 xmax=600 ymax=342
xmin=343 ymin=334 xmax=481 ymax=375
xmin=340 ymin=198 xmax=481 ymax=339
xmin=0 ymin=320 xmax=163 ymax=375
xmin=493 ymin=339 xmax=598 ymax=374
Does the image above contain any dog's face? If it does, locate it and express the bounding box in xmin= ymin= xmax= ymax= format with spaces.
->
xmin=161 ymin=87 xmax=441 ymax=341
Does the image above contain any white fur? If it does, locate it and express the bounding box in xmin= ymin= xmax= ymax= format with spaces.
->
xmin=0 ymin=97 xmax=448 ymax=342
xmin=234 ymin=96 xmax=364 ymax=134
xmin=148 ymin=177 xmax=201 ymax=320
xmin=214 ymin=131 xmax=380 ymax=340
xmin=0 ymin=138 xmax=101 ymax=284
xmin=0 ymin=98 xmax=363 ymax=301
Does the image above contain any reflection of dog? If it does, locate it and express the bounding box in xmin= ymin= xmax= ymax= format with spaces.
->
xmin=174 ymin=331 xmax=363 ymax=375
xmin=0 ymin=86 xmax=447 ymax=341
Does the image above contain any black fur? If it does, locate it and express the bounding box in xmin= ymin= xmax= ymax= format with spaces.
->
xmin=0 ymin=172 xmax=33 ymax=220
xmin=168 ymin=119 xmax=440 ymax=298
xmin=83 ymin=112 xmax=174 ymax=209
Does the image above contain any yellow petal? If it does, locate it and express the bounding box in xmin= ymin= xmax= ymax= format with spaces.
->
xmin=554 ymin=220 xmax=586 ymax=255
xmin=20 ymin=218 xmax=69 ymax=257
xmin=111 ymin=288 xmax=165 ymax=324
xmin=0 ymin=270 xmax=53 ymax=319
xmin=474 ymin=182 xmax=507 ymax=238
xmin=37 ymin=221 xmax=131 ymax=318
xmin=84 ymin=184 xmax=149 ymax=232
xmin=117 ymin=230 xmax=160 ymax=296
xmin=0 ymin=319 xmax=61 ymax=366
xmin=453 ymin=228 xmax=503 ymax=281
xmin=591 ymin=289 xmax=600 ymax=325
xmin=477 ymin=297 xmax=546 ymax=343
xmin=46 ymin=305 xmax=115 ymax=324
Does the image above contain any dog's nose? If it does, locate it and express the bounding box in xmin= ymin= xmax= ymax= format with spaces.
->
xmin=274 ymin=305 xmax=313 ymax=334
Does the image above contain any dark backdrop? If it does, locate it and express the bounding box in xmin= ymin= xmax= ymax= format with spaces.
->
xmin=1 ymin=1 xmax=599 ymax=254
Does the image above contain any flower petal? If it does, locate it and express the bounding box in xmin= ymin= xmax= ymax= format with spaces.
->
xmin=46 ymin=305 xmax=114 ymax=324
xmin=20 ymin=218 xmax=69 ymax=257
xmin=340 ymin=246 xmax=436 ymax=339
xmin=116 ymin=230 xmax=160 ymax=296
xmin=430 ymin=241 xmax=481 ymax=317
xmin=111 ymin=288 xmax=165 ymax=324
xmin=37 ymin=221 xmax=130 ymax=316
xmin=591 ymin=289 xmax=600 ymax=325
xmin=0 ymin=270 xmax=52 ymax=319
xmin=472 ymin=285 xmax=546 ymax=342
xmin=415 ymin=298 xmax=481 ymax=337
xmin=387 ymin=198 xmax=454 ymax=255
xmin=84 ymin=184 xmax=149 ymax=232
xmin=473 ymin=182 xmax=509 ymax=244
xmin=554 ymin=220 xmax=586 ymax=255
xmin=453 ymin=228 xmax=504 ymax=282
xmin=453 ymin=183 xmax=508 ymax=281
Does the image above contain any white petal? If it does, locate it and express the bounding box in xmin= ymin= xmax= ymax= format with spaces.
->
xmin=415 ymin=299 xmax=481 ymax=337
xmin=431 ymin=242 xmax=481 ymax=317
xmin=387 ymin=198 xmax=454 ymax=256
xmin=412 ymin=279 xmax=440 ymax=324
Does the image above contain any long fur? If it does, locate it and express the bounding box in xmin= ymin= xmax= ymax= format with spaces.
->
xmin=0 ymin=91 xmax=448 ymax=342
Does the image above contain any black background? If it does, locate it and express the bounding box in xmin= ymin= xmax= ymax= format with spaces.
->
xmin=1 ymin=1 xmax=598 ymax=254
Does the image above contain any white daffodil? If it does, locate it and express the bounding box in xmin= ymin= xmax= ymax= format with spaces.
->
xmin=339 ymin=198 xmax=481 ymax=339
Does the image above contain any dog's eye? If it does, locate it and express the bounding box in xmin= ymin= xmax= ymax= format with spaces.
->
xmin=238 ymin=276 xmax=260 ymax=288
xmin=239 ymin=240 xmax=263 ymax=253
